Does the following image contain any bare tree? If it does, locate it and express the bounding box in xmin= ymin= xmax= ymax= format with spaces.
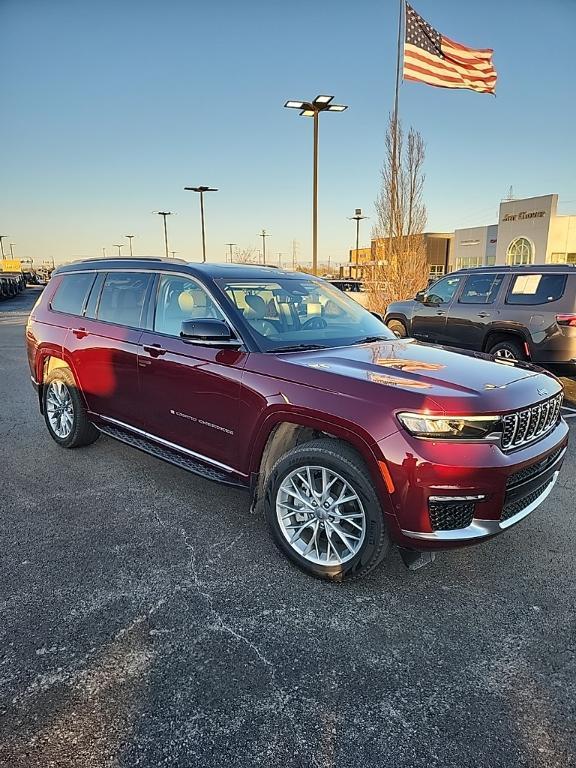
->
xmin=367 ymin=115 xmax=428 ymax=313
xmin=233 ymin=246 xmax=259 ymax=264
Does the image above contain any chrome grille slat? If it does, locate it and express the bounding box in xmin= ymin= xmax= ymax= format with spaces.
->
xmin=501 ymin=393 xmax=563 ymax=450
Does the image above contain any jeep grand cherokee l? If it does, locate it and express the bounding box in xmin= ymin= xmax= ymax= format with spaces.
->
xmin=26 ymin=259 xmax=568 ymax=581
xmin=385 ymin=264 xmax=576 ymax=365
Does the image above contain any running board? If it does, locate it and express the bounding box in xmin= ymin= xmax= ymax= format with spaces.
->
xmin=98 ymin=423 xmax=247 ymax=489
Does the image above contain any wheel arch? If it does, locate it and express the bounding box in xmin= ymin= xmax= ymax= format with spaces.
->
xmin=248 ymin=411 xmax=392 ymax=514
xmin=482 ymin=327 xmax=531 ymax=357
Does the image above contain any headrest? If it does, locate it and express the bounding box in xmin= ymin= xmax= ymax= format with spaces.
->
xmin=178 ymin=290 xmax=195 ymax=312
xmin=245 ymin=294 xmax=266 ymax=318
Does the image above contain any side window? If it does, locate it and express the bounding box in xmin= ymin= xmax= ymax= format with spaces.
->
xmin=97 ymin=272 xmax=152 ymax=327
xmin=425 ymin=276 xmax=462 ymax=304
xmin=459 ymin=273 xmax=504 ymax=304
xmin=51 ymin=273 xmax=96 ymax=316
xmin=154 ymin=275 xmax=225 ymax=336
xmin=506 ymin=274 xmax=567 ymax=305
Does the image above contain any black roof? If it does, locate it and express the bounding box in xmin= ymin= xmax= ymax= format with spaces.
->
xmin=54 ymin=257 xmax=305 ymax=280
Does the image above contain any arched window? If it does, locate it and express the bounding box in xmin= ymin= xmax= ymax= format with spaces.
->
xmin=506 ymin=237 xmax=534 ymax=265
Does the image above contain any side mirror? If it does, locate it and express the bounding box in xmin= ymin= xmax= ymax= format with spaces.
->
xmin=180 ymin=319 xmax=241 ymax=347
xmin=414 ymin=290 xmax=426 ymax=302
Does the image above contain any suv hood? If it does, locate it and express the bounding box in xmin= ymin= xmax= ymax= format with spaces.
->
xmin=280 ymin=339 xmax=561 ymax=413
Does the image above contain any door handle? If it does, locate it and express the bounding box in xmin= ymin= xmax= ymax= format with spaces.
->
xmin=72 ymin=327 xmax=88 ymax=339
xmin=477 ymin=312 xmax=491 ymax=318
xmin=435 ymin=310 xmax=446 ymax=316
xmin=143 ymin=344 xmax=167 ymax=357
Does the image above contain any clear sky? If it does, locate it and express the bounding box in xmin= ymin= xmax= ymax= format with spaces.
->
xmin=1 ymin=0 xmax=575 ymax=266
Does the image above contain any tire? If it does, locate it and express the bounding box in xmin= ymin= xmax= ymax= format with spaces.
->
xmin=487 ymin=338 xmax=526 ymax=362
xmin=264 ymin=438 xmax=390 ymax=582
xmin=386 ymin=319 xmax=407 ymax=338
xmin=43 ymin=368 xmax=100 ymax=448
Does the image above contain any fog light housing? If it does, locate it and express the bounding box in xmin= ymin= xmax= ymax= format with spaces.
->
xmin=428 ymin=495 xmax=486 ymax=531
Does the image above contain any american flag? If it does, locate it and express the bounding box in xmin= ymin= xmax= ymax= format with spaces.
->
xmin=403 ymin=3 xmax=497 ymax=94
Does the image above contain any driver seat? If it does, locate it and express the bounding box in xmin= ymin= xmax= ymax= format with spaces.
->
xmin=244 ymin=294 xmax=276 ymax=336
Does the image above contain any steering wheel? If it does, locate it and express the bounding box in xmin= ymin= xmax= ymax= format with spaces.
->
xmin=302 ymin=316 xmax=328 ymax=330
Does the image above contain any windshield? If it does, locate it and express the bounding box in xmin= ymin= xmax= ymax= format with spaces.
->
xmin=217 ymin=277 xmax=394 ymax=351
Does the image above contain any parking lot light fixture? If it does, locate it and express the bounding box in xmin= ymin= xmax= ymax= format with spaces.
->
xmin=113 ymin=244 xmax=124 ymax=257
xmin=154 ymin=212 xmax=173 ymax=259
xmin=125 ymin=234 xmax=135 ymax=257
xmin=226 ymin=243 xmax=236 ymax=262
xmin=284 ymin=94 xmax=348 ymax=275
xmin=184 ymin=186 xmax=218 ymax=263
xmin=348 ymin=208 xmax=368 ymax=278
xmin=0 ymin=235 xmax=8 ymax=259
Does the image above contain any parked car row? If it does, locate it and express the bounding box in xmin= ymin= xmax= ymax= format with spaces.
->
xmin=0 ymin=272 xmax=26 ymax=299
xmin=385 ymin=264 xmax=576 ymax=367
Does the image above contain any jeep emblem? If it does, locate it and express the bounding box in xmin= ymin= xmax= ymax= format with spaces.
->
xmin=537 ymin=388 xmax=548 ymax=397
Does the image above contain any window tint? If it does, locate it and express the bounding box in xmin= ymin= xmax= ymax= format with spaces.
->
xmin=154 ymin=275 xmax=225 ymax=336
xmin=97 ymin=272 xmax=152 ymax=327
xmin=506 ymin=273 xmax=567 ymax=305
xmin=425 ymin=275 xmax=462 ymax=304
xmin=459 ymin=273 xmax=504 ymax=304
xmin=51 ymin=272 xmax=96 ymax=316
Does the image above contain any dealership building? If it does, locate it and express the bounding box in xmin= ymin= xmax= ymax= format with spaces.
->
xmin=451 ymin=194 xmax=576 ymax=270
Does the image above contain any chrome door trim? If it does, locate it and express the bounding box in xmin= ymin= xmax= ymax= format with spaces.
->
xmin=97 ymin=414 xmax=247 ymax=477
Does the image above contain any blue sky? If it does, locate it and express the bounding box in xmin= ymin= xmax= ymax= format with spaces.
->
xmin=1 ymin=0 xmax=575 ymax=266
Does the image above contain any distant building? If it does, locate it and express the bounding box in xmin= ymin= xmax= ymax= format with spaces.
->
xmin=347 ymin=233 xmax=452 ymax=280
xmin=451 ymin=194 xmax=576 ymax=270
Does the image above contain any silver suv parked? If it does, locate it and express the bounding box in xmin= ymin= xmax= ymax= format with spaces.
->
xmin=385 ymin=265 xmax=576 ymax=366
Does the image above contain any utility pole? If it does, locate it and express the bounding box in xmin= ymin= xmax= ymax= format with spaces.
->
xmin=259 ymin=229 xmax=269 ymax=265
xmin=226 ymin=243 xmax=236 ymax=263
xmin=0 ymin=235 xmax=8 ymax=259
xmin=125 ymin=234 xmax=135 ymax=257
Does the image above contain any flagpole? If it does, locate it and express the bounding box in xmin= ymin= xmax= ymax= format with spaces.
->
xmin=389 ymin=0 xmax=404 ymax=254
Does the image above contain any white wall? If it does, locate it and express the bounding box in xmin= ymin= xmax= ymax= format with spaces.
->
xmin=495 ymin=194 xmax=557 ymax=265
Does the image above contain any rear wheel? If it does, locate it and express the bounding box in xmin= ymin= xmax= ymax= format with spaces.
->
xmin=264 ymin=439 xmax=390 ymax=581
xmin=386 ymin=319 xmax=407 ymax=338
xmin=487 ymin=338 xmax=526 ymax=362
xmin=43 ymin=368 xmax=100 ymax=448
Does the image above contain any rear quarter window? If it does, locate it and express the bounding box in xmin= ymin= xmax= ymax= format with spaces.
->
xmin=506 ymin=273 xmax=567 ymax=305
xmin=50 ymin=272 xmax=96 ymax=315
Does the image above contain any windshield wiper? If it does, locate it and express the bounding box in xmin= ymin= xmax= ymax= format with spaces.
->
xmin=267 ymin=343 xmax=328 ymax=353
xmin=353 ymin=335 xmax=391 ymax=345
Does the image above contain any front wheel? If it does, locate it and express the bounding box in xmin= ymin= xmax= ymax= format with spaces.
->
xmin=264 ymin=439 xmax=390 ymax=581
xmin=386 ymin=319 xmax=407 ymax=338
xmin=488 ymin=338 xmax=526 ymax=362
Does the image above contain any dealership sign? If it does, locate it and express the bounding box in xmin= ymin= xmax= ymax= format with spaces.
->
xmin=502 ymin=210 xmax=547 ymax=222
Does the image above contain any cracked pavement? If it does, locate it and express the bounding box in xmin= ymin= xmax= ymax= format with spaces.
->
xmin=0 ymin=288 xmax=575 ymax=767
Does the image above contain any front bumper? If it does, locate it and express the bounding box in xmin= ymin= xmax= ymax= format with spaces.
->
xmin=376 ymin=419 xmax=569 ymax=550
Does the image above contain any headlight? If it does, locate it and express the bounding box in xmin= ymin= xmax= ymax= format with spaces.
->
xmin=397 ymin=412 xmax=501 ymax=439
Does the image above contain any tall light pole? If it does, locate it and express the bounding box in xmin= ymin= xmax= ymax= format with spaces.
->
xmin=113 ymin=243 xmax=124 ymax=257
xmin=154 ymin=211 xmax=173 ymax=258
xmin=170 ymin=251 xmax=178 ymax=258
xmin=0 ymin=235 xmax=8 ymax=260
xmin=284 ymin=95 xmax=348 ymax=275
xmin=125 ymin=234 xmax=135 ymax=257
xmin=348 ymin=208 xmax=368 ymax=278
xmin=102 ymin=247 xmax=107 ymax=258
xmin=225 ymin=243 xmax=236 ymax=263
xmin=259 ymin=229 xmax=269 ymax=264
xmin=277 ymin=252 xmax=284 ymax=268
xmin=10 ymin=243 xmax=15 ymax=258
xmin=184 ymin=186 xmax=218 ymax=262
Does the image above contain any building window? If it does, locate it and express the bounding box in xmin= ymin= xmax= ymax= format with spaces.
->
xmin=429 ymin=265 xmax=445 ymax=278
xmin=455 ymin=254 xmax=483 ymax=270
xmin=569 ymin=253 xmax=576 ymax=264
xmin=506 ymin=237 xmax=534 ymax=265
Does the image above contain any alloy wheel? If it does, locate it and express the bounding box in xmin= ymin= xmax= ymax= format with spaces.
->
xmin=46 ymin=380 xmax=74 ymax=438
xmin=276 ymin=465 xmax=366 ymax=566
xmin=494 ymin=348 xmax=517 ymax=361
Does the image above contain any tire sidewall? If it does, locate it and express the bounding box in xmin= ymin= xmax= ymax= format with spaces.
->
xmin=43 ymin=370 xmax=82 ymax=448
xmin=489 ymin=340 xmax=524 ymax=360
xmin=265 ymin=445 xmax=389 ymax=581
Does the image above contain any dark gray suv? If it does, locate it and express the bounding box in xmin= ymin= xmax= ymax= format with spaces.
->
xmin=385 ymin=265 xmax=576 ymax=365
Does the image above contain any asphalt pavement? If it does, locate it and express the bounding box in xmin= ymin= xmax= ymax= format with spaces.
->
xmin=0 ymin=287 xmax=575 ymax=768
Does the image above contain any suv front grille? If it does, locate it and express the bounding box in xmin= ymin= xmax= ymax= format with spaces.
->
xmin=501 ymin=478 xmax=552 ymax=522
xmin=501 ymin=394 xmax=563 ymax=450
xmin=505 ymin=445 xmax=565 ymax=489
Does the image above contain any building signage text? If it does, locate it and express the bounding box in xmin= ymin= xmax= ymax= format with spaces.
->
xmin=502 ymin=210 xmax=546 ymax=223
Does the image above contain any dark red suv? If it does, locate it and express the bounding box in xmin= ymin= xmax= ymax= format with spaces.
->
xmin=26 ymin=258 xmax=569 ymax=580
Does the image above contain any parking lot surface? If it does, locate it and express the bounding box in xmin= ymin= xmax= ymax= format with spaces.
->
xmin=1 ymin=287 xmax=575 ymax=768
